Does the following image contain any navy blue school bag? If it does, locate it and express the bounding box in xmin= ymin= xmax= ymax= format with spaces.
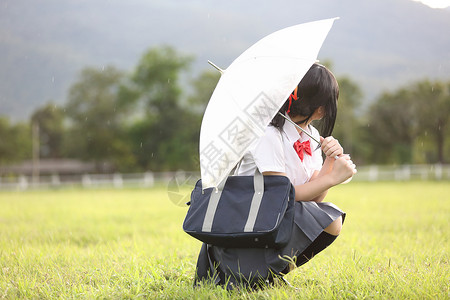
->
xmin=183 ymin=171 xmax=295 ymax=248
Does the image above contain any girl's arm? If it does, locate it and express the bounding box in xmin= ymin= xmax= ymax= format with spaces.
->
xmin=263 ymin=169 xmax=338 ymax=202
xmin=263 ymin=163 xmax=338 ymax=202
xmin=264 ymin=153 xmax=356 ymax=202
xmin=307 ymin=136 xmax=346 ymax=202
xmin=293 ymin=170 xmax=334 ymax=202
xmin=308 ymin=155 xmax=336 ymax=202
xmin=296 ymin=155 xmax=355 ymax=202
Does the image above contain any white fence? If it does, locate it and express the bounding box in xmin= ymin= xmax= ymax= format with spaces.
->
xmin=354 ymin=164 xmax=450 ymax=182
xmin=0 ymin=165 xmax=449 ymax=191
xmin=0 ymin=171 xmax=190 ymax=190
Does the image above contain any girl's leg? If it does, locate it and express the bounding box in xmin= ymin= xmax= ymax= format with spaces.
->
xmin=323 ymin=216 xmax=342 ymax=235
xmin=295 ymin=231 xmax=337 ymax=267
xmin=295 ymin=216 xmax=342 ymax=267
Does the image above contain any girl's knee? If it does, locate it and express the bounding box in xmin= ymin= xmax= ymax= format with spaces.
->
xmin=324 ymin=216 xmax=342 ymax=236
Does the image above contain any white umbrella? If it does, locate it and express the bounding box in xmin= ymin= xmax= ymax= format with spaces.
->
xmin=200 ymin=18 xmax=339 ymax=189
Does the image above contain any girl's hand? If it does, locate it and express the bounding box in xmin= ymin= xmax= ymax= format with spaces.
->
xmin=320 ymin=136 xmax=344 ymax=158
xmin=330 ymin=155 xmax=357 ymax=185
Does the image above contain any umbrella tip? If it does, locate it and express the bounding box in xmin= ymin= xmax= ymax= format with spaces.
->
xmin=208 ymin=60 xmax=224 ymax=74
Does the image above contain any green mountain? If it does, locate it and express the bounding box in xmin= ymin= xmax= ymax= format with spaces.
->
xmin=1 ymin=0 xmax=449 ymax=120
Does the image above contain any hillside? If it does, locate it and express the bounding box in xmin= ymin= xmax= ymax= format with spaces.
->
xmin=1 ymin=0 xmax=449 ymax=120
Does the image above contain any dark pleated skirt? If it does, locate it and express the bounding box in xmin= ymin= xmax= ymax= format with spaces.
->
xmin=195 ymin=200 xmax=345 ymax=288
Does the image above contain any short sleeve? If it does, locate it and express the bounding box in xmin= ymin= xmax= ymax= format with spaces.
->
xmin=251 ymin=126 xmax=285 ymax=173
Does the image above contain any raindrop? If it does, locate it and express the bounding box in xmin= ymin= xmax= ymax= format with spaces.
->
xmin=167 ymin=78 xmax=171 ymax=84
xmin=51 ymin=76 xmax=55 ymax=83
xmin=140 ymin=142 xmax=143 ymax=148
xmin=151 ymin=153 xmax=154 ymax=157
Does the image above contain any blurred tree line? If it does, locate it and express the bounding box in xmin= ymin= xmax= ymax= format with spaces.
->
xmin=1 ymin=46 xmax=449 ymax=172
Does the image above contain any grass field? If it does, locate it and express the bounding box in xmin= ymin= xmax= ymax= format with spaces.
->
xmin=0 ymin=182 xmax=448 ymax=299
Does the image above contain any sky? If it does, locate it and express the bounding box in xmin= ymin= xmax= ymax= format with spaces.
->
xmin=415 ymin=0 xmax=450 ymax=8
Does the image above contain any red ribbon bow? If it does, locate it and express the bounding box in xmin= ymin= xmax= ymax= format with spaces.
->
xmin=287 ymin=86 xmax=299 ymax=114
xmin=293 ymin=140 xmax=312 ymax=162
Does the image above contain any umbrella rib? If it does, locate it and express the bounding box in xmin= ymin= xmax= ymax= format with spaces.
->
xmin=207 ymin=60 xmax=224 ymax=74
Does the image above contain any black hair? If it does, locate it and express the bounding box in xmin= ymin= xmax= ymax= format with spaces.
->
xmin=270 ymin=63 xmax=339 ymax=137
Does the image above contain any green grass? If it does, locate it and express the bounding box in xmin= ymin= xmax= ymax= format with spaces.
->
xmin=0 ymin=182 xmax=448 ymax=299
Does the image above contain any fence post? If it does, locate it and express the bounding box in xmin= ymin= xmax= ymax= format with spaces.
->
xmin=420 ymin=166 xmax=428 ymax=180
xmin=82 ymin=174 xmax=91 ymax=187
xmin=369 ymin=165 xmax=378 ymax=181
xmin=435 ymin=164 xmax=442 ymax=180
xmin=396 ymin=165 xmax=410 ymax=181
xmin=51 ymin=174 xmax=61 ymax=187
xmin=144 ymin=172 xmax=154 ymax=187
xmin=113 ymin=173 xmax=123 ymax=188
xmin=19 ymin=175 xmax=28 ymax=190
xmin=403 ymin=165 xmax=411 ymax=181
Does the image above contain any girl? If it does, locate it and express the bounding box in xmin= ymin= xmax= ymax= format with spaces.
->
xmin=195 ymin=63 xmax=356 ymax=289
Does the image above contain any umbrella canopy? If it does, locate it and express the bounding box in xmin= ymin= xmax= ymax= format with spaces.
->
xmin=200 ymin=18 xmax=338 ymax=189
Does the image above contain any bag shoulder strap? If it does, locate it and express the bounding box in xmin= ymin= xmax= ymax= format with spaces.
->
xmin=201 ymin=178 xmax=226 ymax=232
xmin=201 ymin=169 xmax=264 ymax=233
xmin=244 ymin=170 xmax=264 ymax=232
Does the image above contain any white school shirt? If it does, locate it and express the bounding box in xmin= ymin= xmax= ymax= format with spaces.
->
xmin=237 ymin=119 xmax=323 ymax=186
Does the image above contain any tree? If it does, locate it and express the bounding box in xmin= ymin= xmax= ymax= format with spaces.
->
xmin=364 ymin=79 xmax=450 ymax=165
xmin=0 ymin=117 xmax=31 ymax=165
xmin=188 ymin=70 xmax=220 ymax=114
xmin=184 ymin=70 xmax=221 ymax=168
xmin=126 ymin=46 xmax=196 ymax=171
xmin=131 ymin=45 xmax=193 ymax=115
xmin=30 ymin=103 xmax=65 ymax=158
xmin=65 ymin=66 xmax=136 ymax=171
xmin=365 ymin=89 xmax=416 ymax=164
xmin=410 ymin=80 xmax=450 ymax=164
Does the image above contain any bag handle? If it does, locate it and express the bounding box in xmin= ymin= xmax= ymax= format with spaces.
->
xmin=244 ymin=170 xmax=264 ymax=232
xmin=202 ymin=169 xmax=264 ymax=233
